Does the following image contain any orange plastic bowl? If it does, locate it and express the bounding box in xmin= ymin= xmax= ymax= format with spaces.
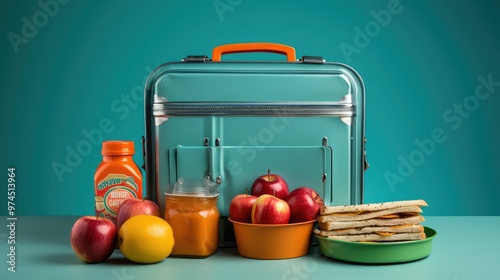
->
xmin=228 ymin=218 xmax=316 ymax=259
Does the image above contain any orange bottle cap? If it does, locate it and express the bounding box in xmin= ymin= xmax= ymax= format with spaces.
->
xmin=101 ymin=141 xmax=135 ymax=155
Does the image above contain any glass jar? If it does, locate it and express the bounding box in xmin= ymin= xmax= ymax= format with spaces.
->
xmin=164 ymin=177 xmax=219 ymax=257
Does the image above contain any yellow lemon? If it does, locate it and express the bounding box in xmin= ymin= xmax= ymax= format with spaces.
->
xmin=118 ymin=215 xmax=174 ymax=263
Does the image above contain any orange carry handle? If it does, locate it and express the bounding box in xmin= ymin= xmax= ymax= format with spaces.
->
xmin=212 ymin=42 xmax=296 ymax=62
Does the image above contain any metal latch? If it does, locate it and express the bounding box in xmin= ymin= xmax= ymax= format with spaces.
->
xmin=141 ymin=135 xmax=146 ymax=170
xmin=183 ymin=55 xmax=210 ymax=62
xmin=300 ymin=56 xmax=325 ymax=64
xmin=364 ymin=138 xmax=370 ymax=170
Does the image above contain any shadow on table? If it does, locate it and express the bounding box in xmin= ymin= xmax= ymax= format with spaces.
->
xmin=40 ymin=251 xmax=163 ymax=266
xmin=41 ymin=253 xmax=83 ymax=265
xmin=308 ymin=246 xmax=428 ymax=267
xmin=20 ymin=216 xmax=76 ymax=246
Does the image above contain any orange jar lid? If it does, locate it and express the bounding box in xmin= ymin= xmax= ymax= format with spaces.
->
xmin=101 ymin=141 xmax=135 ymax=155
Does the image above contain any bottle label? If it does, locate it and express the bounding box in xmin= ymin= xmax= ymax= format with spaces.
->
xmin=95 ymin=174 xmax=139 ymax=222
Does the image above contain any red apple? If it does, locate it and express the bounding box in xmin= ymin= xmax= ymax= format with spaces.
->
xmin=251 ymin=169 xmax=289 ymax=200
xmin=285 ymin=187 xmax=325 ymax=223
xmin=229 ymin=193 xmax=258 ymax=223
xmin=116 ymin=198 xmax=160 ymax=229
xmin=70 ymin=216 xmax=117 ymax=263
xmin=251 ymin=194 xmax=290 ymax=224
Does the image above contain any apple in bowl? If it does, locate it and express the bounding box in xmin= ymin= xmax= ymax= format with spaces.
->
xmin=286 ymin=186 xmax=324 ymax=223
xmin=229 ymin=192 xmax=258 ymax=223
xmin=251 ymin=194 xmax=290 ymax=224
xmin=251 ymin=169 xmax=289 ymax=200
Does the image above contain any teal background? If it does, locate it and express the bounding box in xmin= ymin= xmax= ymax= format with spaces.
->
xmin=1 ymin=0 xmax=499 ymax=216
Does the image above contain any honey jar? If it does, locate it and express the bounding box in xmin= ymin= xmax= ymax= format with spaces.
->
xmin=164 ymin=177 xmax=219 ymax=257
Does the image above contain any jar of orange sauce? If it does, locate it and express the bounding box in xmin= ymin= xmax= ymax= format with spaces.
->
xmin=164 ymin=177 xmax=219 ymax=257
xmin=94 ymin=141 xmax=142 ymax=224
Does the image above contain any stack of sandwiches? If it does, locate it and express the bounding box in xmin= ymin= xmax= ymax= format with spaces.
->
xmin=314 ymin=199 xmax=428 ymax=242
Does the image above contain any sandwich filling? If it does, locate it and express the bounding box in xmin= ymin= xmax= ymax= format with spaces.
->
xmin=315 ymin=199 xmax=428 ymax=242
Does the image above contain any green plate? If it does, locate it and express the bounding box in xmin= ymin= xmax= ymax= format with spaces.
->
xmin=315 ymin=227 xmax=437 ymax=264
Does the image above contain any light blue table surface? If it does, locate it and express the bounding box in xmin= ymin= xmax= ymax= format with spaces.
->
xmin=1 ymin=216 xmax=499 ymax=280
